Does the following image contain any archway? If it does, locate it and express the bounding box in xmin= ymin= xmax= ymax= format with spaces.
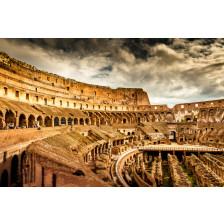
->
xmin=5 ymin=110 xmax=16 ymax=128
xmin=37 ymin=116 xmax=43 ymax=126
xmin=91 ymin=118 xmax=96 ymax=125
xmin=28 ymin=114 xmax=35 ymax=128
xmin=123 ymin=118 xmax=126 ymax=124
xmin=186 ymin=118 xmax=191 ymax=122
xmin=80 ymin=118 xmax=84 ymax=125
xmin=101 ymin=118 xmax=106 ymax=125
xmin=44 ymin=116 xmax=52 ymax=127
xmin=11 ymin=155 xmax=19 ymax=185
xmin=0 ymin=170 xmax=8 ymax=187
xmin=61 ymin=117 xmax=66 ymax=125
xmin=85 ymin=118 xmax=89 ymax=125
xmin=138 ymin=117 xmax=141 ymax=124
xmin=0 ymin=111 xmax=3 ymax=128
xmin=166 ymin=113 xmax=174 ymax=123
xmin=170 ymin=131 xmax=176 ymax=142
xmin=19 ymin=114 xmax=27 ymax=127
xmin=54 ymin=117 xmax=59 ymax=126
xmin=74 ymin=118 xmax=79 ymax=125
xmin=68 ymin=118 xmax=72 ymax=125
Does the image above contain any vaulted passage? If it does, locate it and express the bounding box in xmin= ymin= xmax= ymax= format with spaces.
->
xmin=37 ymin=115 xmax=43 ymax=126
xmin=74 ymin=118 xmax=79 ymax=125
xmin=61 ymin=117 xmax=66 ymax=125
xmin=19 ymin=114 xmax=26 ymax=127
xmin=85 ymin=118 xmax=89 ymax=125
xmin=28 ymin=114 xmax=35 ymax=128
xmin=80 ymin=118 xmax=84 ymax=125
xmin=1 ymin=170 xmax=8 ymax=187
xmin=68 ymin=118 xmax=72 ymax=125
xmin=54 ymin=117 xmax=59 ymax=126
xmin=11 ymin=155 xmax=19 ymax=185
xmin=44 ymin=116 xmax=52 ymax=127
xmin=5 ymin=110 xmax=16 ymax=127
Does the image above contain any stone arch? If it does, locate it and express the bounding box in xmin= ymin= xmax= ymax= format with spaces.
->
xmin=0 ymin=170 xmax=8 ymax=187
xmin=54 ymin=117 xmax=59 ymax=126
xmin=101 ymin=118 xmax=106 ymax=125
xmin=186 ymin=117 xmax=191 ymax=122
xmin=68 ymin=117 xmax=72 ymax=125
xmin=91 ymin=117 xmax=96 ymax=125
xmin=80 ymin=118 xmax=84 ymax=125
xmin=123 ymin=118 xmax=127 ymax=124
xmin=5 ymin=110 xmax=16 ymax=127
xmin=166 ymin=112 xmax=174 ymax=123
xmin=74 ymin=118 xmax=79 ymax=125
xmin=61 ymin=117 xmax=66 ymax=125
xmin=0 ymin=111 xmax=3 ymax=128
xmin=11 ymin=155 xmax=19 ymax=185
xmin=37 ymin=115 xmax=43 ymax=126
xmin=28 ymin=114 xmax=35 ymax=128
xmin=85 ymin=118 xmax=89 ymax=125
xmin=44 ymin=116 xmax=52 ymax=127
xmin=19 ymin=114 xmax=27 ymax=127
xmin=21 ymin=151 xmax=26 ymax=173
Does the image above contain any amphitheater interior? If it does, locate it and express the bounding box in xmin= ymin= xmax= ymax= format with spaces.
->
xmin=0 ymin=52 xmax=224 ymax=187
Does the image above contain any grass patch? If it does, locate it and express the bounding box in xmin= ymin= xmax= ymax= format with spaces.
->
xmin=180 ymin=163 xmax=197 ymax=187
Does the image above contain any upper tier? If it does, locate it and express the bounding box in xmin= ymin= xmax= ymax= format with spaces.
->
xmin=0 ymin=52 xmax=150 ymax=109
xmin=0 ymin=52 xmax=223 ymax=113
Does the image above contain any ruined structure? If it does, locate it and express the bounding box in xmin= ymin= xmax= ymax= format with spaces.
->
xmin=0 ymin=52 xmax=224 ymax=187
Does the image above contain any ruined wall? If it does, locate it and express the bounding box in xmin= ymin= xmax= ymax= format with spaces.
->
xmin=0 ymin=52 xmax=150 ymax=111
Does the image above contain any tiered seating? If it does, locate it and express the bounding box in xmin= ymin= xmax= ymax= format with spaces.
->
xmin=167 ymin=154 xmax=191 ymax=187
xmin=185 ymin=154 xmax=224 ymax=187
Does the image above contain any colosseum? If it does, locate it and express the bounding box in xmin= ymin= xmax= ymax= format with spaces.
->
xmin=0 ymin=51 xmax=224 ymax=187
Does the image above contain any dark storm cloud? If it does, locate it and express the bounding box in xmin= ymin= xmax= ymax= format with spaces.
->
xmin=99 ymin=65 xmax=113 ymax=72
xmin=92 ymin=73 xmax=110 ymax=78
xmin=0 ymin=38 xmax=224 ymax=107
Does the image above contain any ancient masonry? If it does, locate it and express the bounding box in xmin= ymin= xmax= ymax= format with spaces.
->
xmin=0 ymin=52 xmax=224 ymax=187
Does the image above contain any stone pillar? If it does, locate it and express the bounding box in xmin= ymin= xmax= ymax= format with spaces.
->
xmin=173 ymin=151 xmax=175 ymax=155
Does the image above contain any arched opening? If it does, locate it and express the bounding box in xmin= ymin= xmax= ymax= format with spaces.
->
xmin=186 ymin=118 xmax=191 ymax=122
xmin=85 ymin=118 xmax=89 ymax=125
xmin=80 ymin=118 xmax=84 ymax=125
xmin=44 ymin=116 xmax=52 ymax=127
xmin=54 ymin=117 xmax=59 ymax=126
xmin=28 ymin=114 xmax=35 ymax=128
xmin=101 ymin=118 xmax=106 ymax=125
xmin=170 ymin=131 xmax=176 ymax=142
xmin=0 ymin=111 xmax=3 ymax=128
xmin=5 ymin=110 xmax=16 ymax=128
xmin=20 ymin=151 xmax=25 ymax=185
xmin=68 ymin=118 xmax=72 ymax=125
xmin=61 ymin=117 xmax=66 ymax=125
xmin=0 ymin=170 xmax=8 ymax=187
xmin=91 ymin=118 xmax=96 ymax=125
xmin=37 ymin=116 xmax=43 ymax=126
xmin=127 ymin=132 xmax=130 ymax=135
xmin=11 ymin=155 xmax=19 ymax=185
xmin=123 ymin=118 xmax=126 ymax=124
xmin=138 ymin=117 xmax=141 ymax=124
xmin=19 ymin=114 xmax=27 ymax=128
xmin=21 ymin=151 xmax=25 ymax=172
xmin=74 ymin=118 xmax=79 ymax=125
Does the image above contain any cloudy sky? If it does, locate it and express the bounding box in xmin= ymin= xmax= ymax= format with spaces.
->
xmin=0 ymin=38 xmax=224 ymax=107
